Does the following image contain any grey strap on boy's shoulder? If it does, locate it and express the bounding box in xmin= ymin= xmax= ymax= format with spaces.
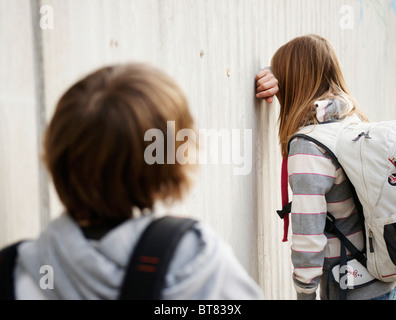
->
xmin=118 ymin=216 xmax=198 ymax=300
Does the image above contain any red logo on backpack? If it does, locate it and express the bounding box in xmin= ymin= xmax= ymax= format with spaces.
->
xmin=389 ymin=173 xmax=396 ymax=186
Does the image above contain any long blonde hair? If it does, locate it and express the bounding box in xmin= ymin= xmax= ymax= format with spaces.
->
xmin=271 ymin=34 xmax=368 ymax=158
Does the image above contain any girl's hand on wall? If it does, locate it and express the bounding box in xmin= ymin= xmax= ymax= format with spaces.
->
xmin=255 ymin=69 xmax=279 ymax=103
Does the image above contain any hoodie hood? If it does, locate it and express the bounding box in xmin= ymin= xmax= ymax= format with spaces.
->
xmin=314 ymin=96 xmax=353 ymax=124
xmin=16 ymin=213 xmax=154 ymax=299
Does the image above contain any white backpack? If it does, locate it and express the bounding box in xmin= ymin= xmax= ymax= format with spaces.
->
xmin=294 ymin=115 xmax=396 ymax=282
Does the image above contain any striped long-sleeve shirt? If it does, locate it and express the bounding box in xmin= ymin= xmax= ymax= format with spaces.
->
xmin=288 ymin=98 xmax=395 ymax=300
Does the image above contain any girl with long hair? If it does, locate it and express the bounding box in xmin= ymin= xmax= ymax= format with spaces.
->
xmin=256 ymin=34 xmax=396 ymax=300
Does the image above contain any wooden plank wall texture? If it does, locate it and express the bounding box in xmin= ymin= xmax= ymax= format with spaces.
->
xmin=1 ymin=0 xmax=395 ymax=300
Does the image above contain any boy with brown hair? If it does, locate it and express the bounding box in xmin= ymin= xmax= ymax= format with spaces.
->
xmin=5 ymin=63 xmax=263 ymax=300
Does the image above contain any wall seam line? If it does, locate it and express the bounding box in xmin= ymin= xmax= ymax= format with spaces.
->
xmin=30 ymin=0 xmax=50 ymax=231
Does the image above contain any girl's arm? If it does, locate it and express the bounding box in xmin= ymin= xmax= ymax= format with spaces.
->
xmin=288 ymin=137 xmax=336 ymax=300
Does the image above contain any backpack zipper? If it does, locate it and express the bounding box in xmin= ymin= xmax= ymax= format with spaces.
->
xmin=357 ymin=134 xmax=370 ymax=203
xmin=368 ymin=228 xmax=383 ymax=279
xmin=368 ymin=229 xmax=375 ymax=253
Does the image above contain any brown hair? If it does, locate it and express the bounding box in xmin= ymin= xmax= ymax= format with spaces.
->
xmin=271 ymin=34 xmax=368 ymax=158
xmin=43 ymin=63 xmax=196 ymax=226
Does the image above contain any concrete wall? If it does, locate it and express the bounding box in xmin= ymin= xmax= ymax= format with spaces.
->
xmin=1 ymin=0 xmax=395 ymax=300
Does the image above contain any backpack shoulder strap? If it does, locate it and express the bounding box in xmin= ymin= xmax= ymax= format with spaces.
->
xmin=278 ymin=133 xmax=341 ymax=220
xmin=289 ymin=134 xmax=367 ymax=263
xmin=325 ymin=213 xmax=367 ymax=267
xmin=288 ymin=133 xmax=339 ymax=164
xmin=118 ymin=216 xmax=197 ymax=300
xmin=0 ymin=241 xmax=24 ymax=300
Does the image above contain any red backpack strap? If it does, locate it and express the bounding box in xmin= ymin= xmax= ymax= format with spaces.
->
xmin=281 ymin=158 xmax=290 ymax=242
